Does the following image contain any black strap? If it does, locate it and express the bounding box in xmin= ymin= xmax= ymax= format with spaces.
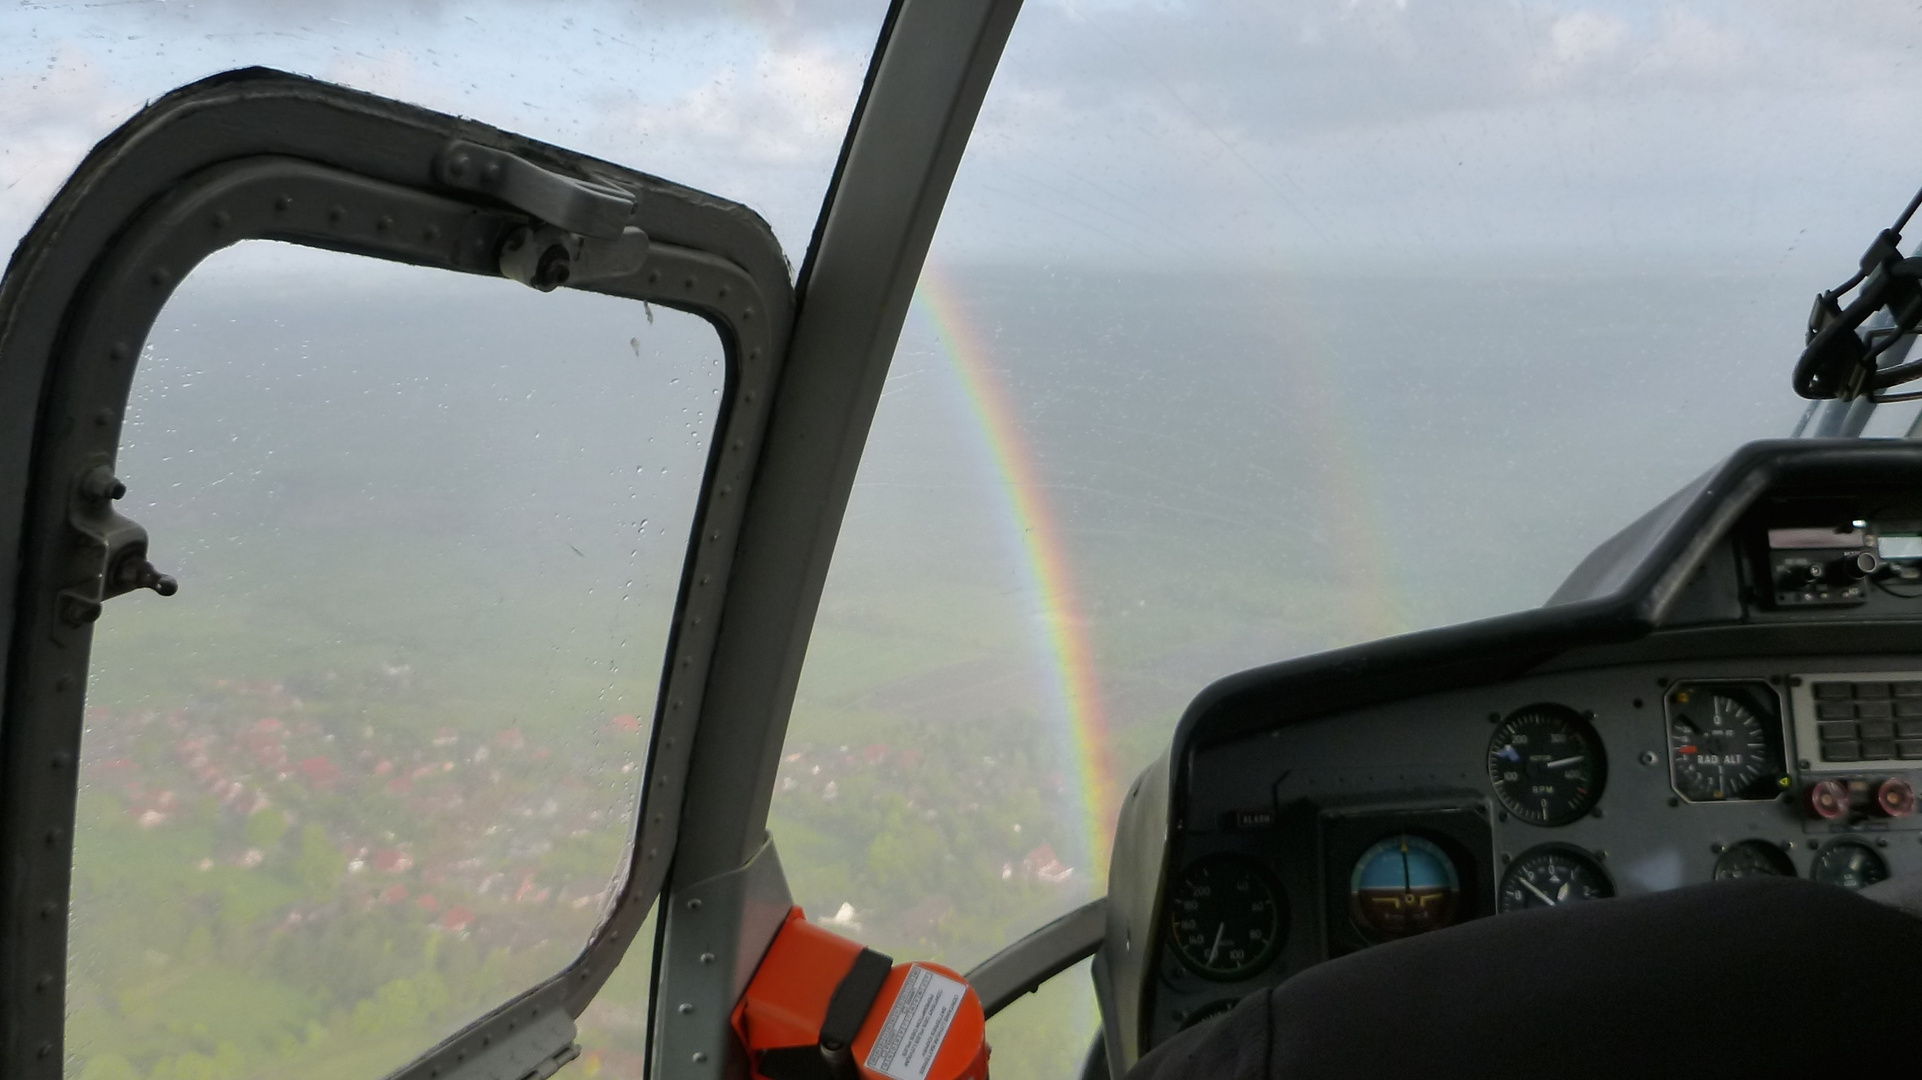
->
xmin=820 ymin=948 xmax=895 ymax=1051
xmin=758 ymin=948 xmax=896 ymax=1080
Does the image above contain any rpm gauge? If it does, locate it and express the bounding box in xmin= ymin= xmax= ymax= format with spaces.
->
xmin=1665 ymin=682 xmax=1787 ymax=802
xmin=1486 ymin=705 xmax=1607 ymax=826
xmin=1498 ymin=844 xmax=1614 ymax=913
xmin=1166 ymin=855 xmax=1286 ymax=980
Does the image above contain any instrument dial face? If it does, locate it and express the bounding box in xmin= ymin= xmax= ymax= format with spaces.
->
xmin=1348 ymin=833 xmax=1461 ymax=938
xmin=1665 ymin=684 xmax=1786 ymax=802
xmin=1810 ymin=841 xmax=1889 ymax=890
xmin=1497 ymin=845 xmax=1614 ymax=913
xmin=1486 ymin=705 xmax=1606 ymax=826
xmin=1166 ymin=855 xmax=1286 ymax=980
xmin=1713 ymin=839 xmax=1796 ymax=880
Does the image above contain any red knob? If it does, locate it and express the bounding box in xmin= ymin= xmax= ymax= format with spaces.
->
xmin=1875 ymin=777 xmax=1917 ymax=818
xmin=1806 ymin=779 xmax=1850 ymax=820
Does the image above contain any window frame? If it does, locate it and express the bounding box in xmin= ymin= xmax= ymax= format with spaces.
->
xmin=0 ymin=68 xmax=790 ymax=1080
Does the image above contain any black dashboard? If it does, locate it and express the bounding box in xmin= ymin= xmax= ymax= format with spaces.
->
xmin=1089 ymin=439 xmax=1922 ymax=1071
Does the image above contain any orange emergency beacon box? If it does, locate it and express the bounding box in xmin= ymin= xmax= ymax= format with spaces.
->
xmin=732 ymin=909 xmax=990 ymax=1080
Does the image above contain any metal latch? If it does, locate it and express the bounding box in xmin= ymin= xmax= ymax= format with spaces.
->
xmin=58 ymin=465 xmax=176 ymax=627
xmin=434 ymin=141 xmax=650 ymax=292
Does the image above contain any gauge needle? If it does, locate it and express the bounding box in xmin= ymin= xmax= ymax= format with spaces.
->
xmin=1545 ymin=756 xmax=1585 ymax=769
xmin=1521 ymin=878 xmax=1557 ymax=905
xmin=1207 ymin=923 xmax=1226 ymax=964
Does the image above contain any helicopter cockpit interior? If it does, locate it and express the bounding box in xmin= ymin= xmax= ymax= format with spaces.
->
xmin=6 ymin=3 xmax=1922 ymax=1080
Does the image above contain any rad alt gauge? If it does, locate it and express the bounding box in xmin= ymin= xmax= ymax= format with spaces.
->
xmin=1486 ymin=704 xmax=1607 ymax=826
xmin=1665 ymin=681 xmax=1789 ymax=802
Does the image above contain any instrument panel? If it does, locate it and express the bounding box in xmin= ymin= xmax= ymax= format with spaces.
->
xmin=1145 ymin=656 xmax=1922 ymax=1041
xmin=1089 ymin=443 xmax=1922 ymax=1072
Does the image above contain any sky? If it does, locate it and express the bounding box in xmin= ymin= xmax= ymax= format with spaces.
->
xmin=0 ymin=0 xmax=889 ymax=264
xmin=7 ymin=1 xmax=1922 ymax=275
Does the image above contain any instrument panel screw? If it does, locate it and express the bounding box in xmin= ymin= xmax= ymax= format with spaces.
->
xmin=1711 ymin=843 xmax=1725 ymax=854
xmin=693 ymin=1053 xmax=709 ymax=1064
xmin=1640 ymin=751 xmax=1658 ymax=766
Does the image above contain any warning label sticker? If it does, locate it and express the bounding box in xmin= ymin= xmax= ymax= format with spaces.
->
xmin=864 ymin=966 xmax=967 ymax=1080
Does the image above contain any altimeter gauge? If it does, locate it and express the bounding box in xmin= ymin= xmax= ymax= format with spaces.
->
xmin=1665 ymin=682 xmax=1787 ymax=802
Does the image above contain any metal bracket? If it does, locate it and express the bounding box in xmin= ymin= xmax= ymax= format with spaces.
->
xmin=435 ymin=140 xmax=635 ymax=239
xmin=655 ymin=835 xmax=795 ymax=1080
xmin=57 ymin=464 xmax=175 ymax=626
xmin=497 ymin=223 xmax=651 ymax=292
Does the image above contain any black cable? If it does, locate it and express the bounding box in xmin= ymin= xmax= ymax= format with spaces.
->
xmin=1893 ymin=182 xmax=1922 ymax=235
xmin=1874 ymin=575 xmax=1922 ymax=600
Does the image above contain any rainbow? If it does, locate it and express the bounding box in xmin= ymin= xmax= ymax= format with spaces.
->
xmin=914 ymin=265 xmax=1120 ymax=879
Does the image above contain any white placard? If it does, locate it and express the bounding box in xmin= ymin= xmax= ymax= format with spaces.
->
xmin=864 ymin=966 xmax=967 ymax=1080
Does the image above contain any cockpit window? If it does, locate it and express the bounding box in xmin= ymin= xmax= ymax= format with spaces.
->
xmin=778 ymin=4 xmax=1922 ymax=1077
xmin=0 ymin=0 xmax=887 ymax=263
xmin=68 ymin=241 xmax=720 ymax=1080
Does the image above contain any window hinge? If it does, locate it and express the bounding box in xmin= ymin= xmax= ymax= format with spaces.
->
xmin=434 ymin=140 xmax=651 ymax=292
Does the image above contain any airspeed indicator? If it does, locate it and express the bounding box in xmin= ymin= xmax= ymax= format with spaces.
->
xmin=1486 ymin=705 xmax=1607 ymax=826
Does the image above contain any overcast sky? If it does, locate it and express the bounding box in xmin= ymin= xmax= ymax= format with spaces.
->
xmin=7 ymin=1 xmax=1922 ymax=277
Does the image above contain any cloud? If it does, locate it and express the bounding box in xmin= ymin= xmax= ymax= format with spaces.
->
xmin=9 ymin=0 xmax=1922 ymax=271
xmin=0 ymin=0 xmax=888 ymax=263
xmin=921 ymin=0 xmax=1922 ymax=264
xmin=0 ymin=45 xmax=141 ymax=254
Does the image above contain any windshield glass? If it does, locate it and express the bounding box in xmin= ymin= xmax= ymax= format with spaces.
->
xmin=778 ymin=5 xmax=1922 ymax=1077
xmin=0 ymin=0 xmax=887 ymax=262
